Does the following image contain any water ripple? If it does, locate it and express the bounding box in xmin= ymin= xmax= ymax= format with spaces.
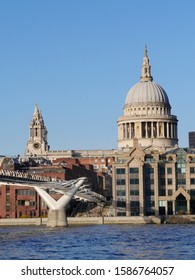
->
xmin=0 ymin=224 xmax=195 ymax=259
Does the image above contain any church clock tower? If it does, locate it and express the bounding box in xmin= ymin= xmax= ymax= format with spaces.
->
xmin=25 ymin=104 xmax=49 ymax=157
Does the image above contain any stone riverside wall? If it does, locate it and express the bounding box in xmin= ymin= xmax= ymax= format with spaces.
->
xmin=0 ymin=216 xmax=159 ymax=226
xmin=1 ymin=215 xmax=195 ymax=226
xmin=0 ymin=218 xmax=47 ymax=226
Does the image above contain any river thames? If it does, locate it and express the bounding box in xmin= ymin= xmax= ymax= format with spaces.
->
xmin=0 ymin=224 xmax=195 ymax=260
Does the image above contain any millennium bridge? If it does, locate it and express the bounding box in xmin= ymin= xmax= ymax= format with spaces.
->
xmin=0 ymin=169 xmax=106 ymax=227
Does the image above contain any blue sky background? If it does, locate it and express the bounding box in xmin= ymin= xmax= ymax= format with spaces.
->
xmin=0 ymin=0 xmax=195 ymax=156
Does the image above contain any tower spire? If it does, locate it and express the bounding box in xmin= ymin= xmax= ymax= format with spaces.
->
xmin=33 ymin=103 xmax=39 ymax=116
xmin=140 ymin=46 xmax=153 ymax=82
xmin=25 ymin=104 xmax=49 ymax=158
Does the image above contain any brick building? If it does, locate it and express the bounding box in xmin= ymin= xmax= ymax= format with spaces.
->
xmin=0 ymin=156 xmax=110 ymax=219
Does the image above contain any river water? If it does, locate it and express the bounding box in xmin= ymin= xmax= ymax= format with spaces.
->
xmin=0 ymin=224 xmax=194 ymax=260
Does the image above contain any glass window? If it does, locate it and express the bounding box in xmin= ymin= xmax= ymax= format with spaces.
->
xmin=168 ymin=189 xmax=173 ymax=196
xmin=145 ymin=156 xmax=154 ymax=163
xmin=117 ymin=201 xmax=126 ymax=208
xmin=190 ymin=178 xmax=195 ymax=185
xmin=130 ymin=201 xmax=140 ymax=216
xmin=159 ymin=200 xmax=166 ymax=207
xmin=116 ymin=179 xmax=126 ymax=185
xmin=130 ymin=190 xmax=139 ymax=195
xmin=6 ymin=186 xmax=10 ymax=193
xmin=116 ymin=168 xmax=125 ymax=174
xmin=30 ymin=201 xmax=35 ymax=207
xmin=129 ymin=167 xmax=139 ymax=174
xmin=145 ymin=167 xmax=154 ymax=174
xmin=145 ymin=189 xmax=154 ymax=196
xmin=190 ymin=167 xmax=195 ymax=174
xmin=190 ymin=190 xmax=195 ymax=196
xmin=167 ymin=167 xmax=172 ymax=174
xmin=117 ymin=190 xmax=126 ymax=196
xmin=18 ymin=200 xmax=25 ymax=206
xmin=177 ymin=163 xmax=186 ymax=174
xmin=130 ymin=178 xmax=139 ymax=184
xmin=160 ymin=178 xmax=165 ymax=185
xmin=159 ymin=167 xmax=165 ymax=175
xmin=168 ymin=178 xmax=172 ymax=185
xmin=177 ymin=179 xmax=186 ymax=185
xmin=159 ymin=189 xmax=166 ymax=196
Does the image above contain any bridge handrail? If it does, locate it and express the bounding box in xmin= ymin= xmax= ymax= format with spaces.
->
xmin=0 ymin=169 xmax=58 ymax=183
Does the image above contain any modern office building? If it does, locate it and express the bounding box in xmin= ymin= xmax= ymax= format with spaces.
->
xmin=112 ymin=143 xmax=195 ymax=216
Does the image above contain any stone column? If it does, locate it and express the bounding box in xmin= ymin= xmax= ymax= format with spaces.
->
xmin=131 ymin=123 xmax=135 ymax=138
xmin=129 ymin=123 xmax=132 ymax=138
xmin=162 ymin=122 xmax=165 ymax=137
xmin=174 ymin=123 xmax=177 ymax=139
xmin=167 ymin=122 xmax=170 ymax=138
xmin=127 ymin=123 xmax=129 ymax=139
xmin=171 ymin=123 xmax=173 ymax=139
xmin=123 ymin=124 xmax=125 ymax=139
xmin=145 ymin=122 xmax=148 ymax=138
xmin=151 ymin=122 xmax=154 ymax=138
xmin=157 ymin=122 xmax=159 ymax=137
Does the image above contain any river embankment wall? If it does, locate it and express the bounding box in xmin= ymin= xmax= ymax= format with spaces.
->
xmin=0 ymin=215 xmax=195 ymax=226
xmin=0 ymin=216 xmax=157 ymax=226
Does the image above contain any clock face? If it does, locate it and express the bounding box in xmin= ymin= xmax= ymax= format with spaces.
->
xmin=33 ymin=142 xmax=41 ymax=150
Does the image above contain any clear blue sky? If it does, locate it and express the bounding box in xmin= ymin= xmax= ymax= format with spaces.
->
xmin=0 ymin=0 xmax=195 ymax=156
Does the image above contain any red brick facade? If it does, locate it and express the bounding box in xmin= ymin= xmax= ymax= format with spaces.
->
xmin=0 ymin=156 xmax=112 ymax=219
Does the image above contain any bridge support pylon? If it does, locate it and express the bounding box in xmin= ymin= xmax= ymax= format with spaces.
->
xmin=34 ymin=178 xmax=86 ymax=227
xmin=47 ymin=209 xmax=67 ymax=227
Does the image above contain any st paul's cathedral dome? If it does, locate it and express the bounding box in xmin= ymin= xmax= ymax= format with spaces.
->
xmin=118 ymin=47 xmax=178 ymax=150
